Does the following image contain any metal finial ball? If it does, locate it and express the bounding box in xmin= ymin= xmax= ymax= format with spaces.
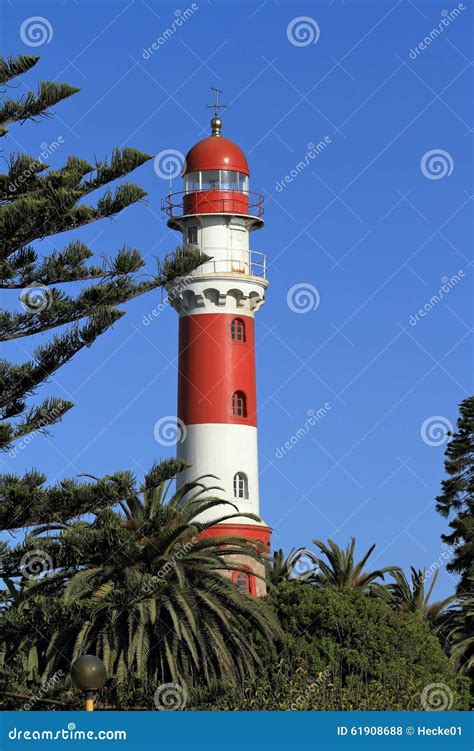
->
xmin=210 ymin=116 xmax=222 ymax=135
xmin=70 ymin=655 xmax=107 ymax=691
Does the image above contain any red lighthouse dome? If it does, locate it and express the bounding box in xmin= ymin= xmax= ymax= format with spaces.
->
xmin=183 ymin=134 xmax=249 ymax=175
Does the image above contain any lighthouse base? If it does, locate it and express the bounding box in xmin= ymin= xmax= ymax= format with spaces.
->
xmin=199 ymin=522 xmax=272 ymax=597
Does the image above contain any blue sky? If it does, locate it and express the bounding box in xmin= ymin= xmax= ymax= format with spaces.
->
xmin=2 ymin=0 xmax=472 ymax=597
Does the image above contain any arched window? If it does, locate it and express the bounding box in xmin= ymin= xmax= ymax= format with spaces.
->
xmin=233 ymin=472 xmax=249 ymax=499
xmin=231 ymin=318 xmax=245 ymax=342
xmin=232 ymin=391 xmax=247 ymax=417
xmin=231 ymin=568 xmax=256 ymax=595
xmin=235 ymin=571 xmax=250 ymax=592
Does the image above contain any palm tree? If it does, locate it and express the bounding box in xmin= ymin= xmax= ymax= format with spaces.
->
xmin=387 ymin=567 xmax=455 ymax=631
xmin=301 ymin=538 xmax=400 ymax=595
xmin=3 ymin=459 xmax=280 ymax=690
xmin=265 ymin=547 xmax=318 ymax=586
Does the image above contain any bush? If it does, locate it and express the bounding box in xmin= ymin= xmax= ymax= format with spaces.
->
xmin=192 ymin=583 xmax=471 ymax=710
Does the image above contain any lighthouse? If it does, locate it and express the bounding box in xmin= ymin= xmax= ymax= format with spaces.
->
xmin=165 ymin=97 xmax=271 ymax=596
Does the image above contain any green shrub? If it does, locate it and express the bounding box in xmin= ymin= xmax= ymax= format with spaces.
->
xmin=192 ymin=583 xmax=471 ymax=710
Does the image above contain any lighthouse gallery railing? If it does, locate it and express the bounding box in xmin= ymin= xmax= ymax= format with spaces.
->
xmin=166 ymin=249 xmax=267 ymax=279
xmin=163 ymin=190 xmax=264 ymax=219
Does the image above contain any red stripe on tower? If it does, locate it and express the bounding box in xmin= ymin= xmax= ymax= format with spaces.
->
xmin=178 ymin=313 xmax=257 ymax=427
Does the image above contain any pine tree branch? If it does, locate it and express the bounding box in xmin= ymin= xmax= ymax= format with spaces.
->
xmin=0 ymin=81 xmax=79 ymax=135
xmin=0 ymin=469 xmax=136 ymax=531
xmin=0 ymin=183 xmax=148 ymax=258
xmin=0 ymin=154 xmax=48 ymax=201
xmin=0 ymin=149 xmax=152 ymax=206
xmin=0 ymin=242 xmax=144 ymax=288
xmin=0 ymin=248 xmax=208 ymax=341
xmin=0 ymin=55 xmax=40 ymax=86
xmin=0 ymin=397 xmax=73 ymax=453
xmin=0 ymin=309 xmax=123 ymax=410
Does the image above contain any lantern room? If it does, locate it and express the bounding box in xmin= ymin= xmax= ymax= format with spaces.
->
xmin=165 ymin=116 xmax=264 ymax=227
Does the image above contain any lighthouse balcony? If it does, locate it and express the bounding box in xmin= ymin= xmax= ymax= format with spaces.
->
xmin=163 ymin=189 xmax=264 ymax=224
xmin=166 ymin=248 xmax=268 ymax=314
xmin=167 ymin=248 xmax=267 ymax=279
xmin=195 ymin=249 xmax=266 ymax=279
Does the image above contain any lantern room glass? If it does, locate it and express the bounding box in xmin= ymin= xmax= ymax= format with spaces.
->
xmin=184 ymin=172 xmax=200 ymax=193
xmin=183 ymin=170 xmax=249 ymax=194
xmin=201 ymin=170 xmax=220 ymax=190
xmin=220 ymin=170 xmax=239 ymax=190
xmin=240 ymin=174 xmax=249 ymax=193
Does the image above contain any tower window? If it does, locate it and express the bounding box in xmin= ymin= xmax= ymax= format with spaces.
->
xmin=232 ymin=391 xmax=246 ymax=418
xmin=231 ymin=318 xmax=245 ymax=342
xmin=235 ymin=571 xmax=250 ymax=592
xmin=187 ymin=226 xmax=198 ymax=245
xmin=233 ymin=472 xmax=249 ymax=499
xmin=232 ymin=568 xmax=256 ymax=595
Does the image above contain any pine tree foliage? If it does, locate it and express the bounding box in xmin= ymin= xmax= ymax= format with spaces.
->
xmin=436 ymin=396 xmax=474 ymax=595
xmin=0 ymin=81 xmax=80 ymax=136
xmin=0 ymin=55 xmax=40 ymax=87
xmin=445 ymin=582 xmax=474 ymax=675
xmin=0 ymin=55 xmax=79 ymax=136
xmin=1 ymin=460 xmax=279 ymax=689
xmin=0 ymin=55 xmax=207 ymax=449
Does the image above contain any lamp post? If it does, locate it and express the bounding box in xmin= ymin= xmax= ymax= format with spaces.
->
xmin=70 ymin=655 xmax=106 ymax=711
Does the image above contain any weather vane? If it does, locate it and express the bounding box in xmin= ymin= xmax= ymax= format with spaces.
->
xmin=206 ymin=87 xmax=229 ymax=117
